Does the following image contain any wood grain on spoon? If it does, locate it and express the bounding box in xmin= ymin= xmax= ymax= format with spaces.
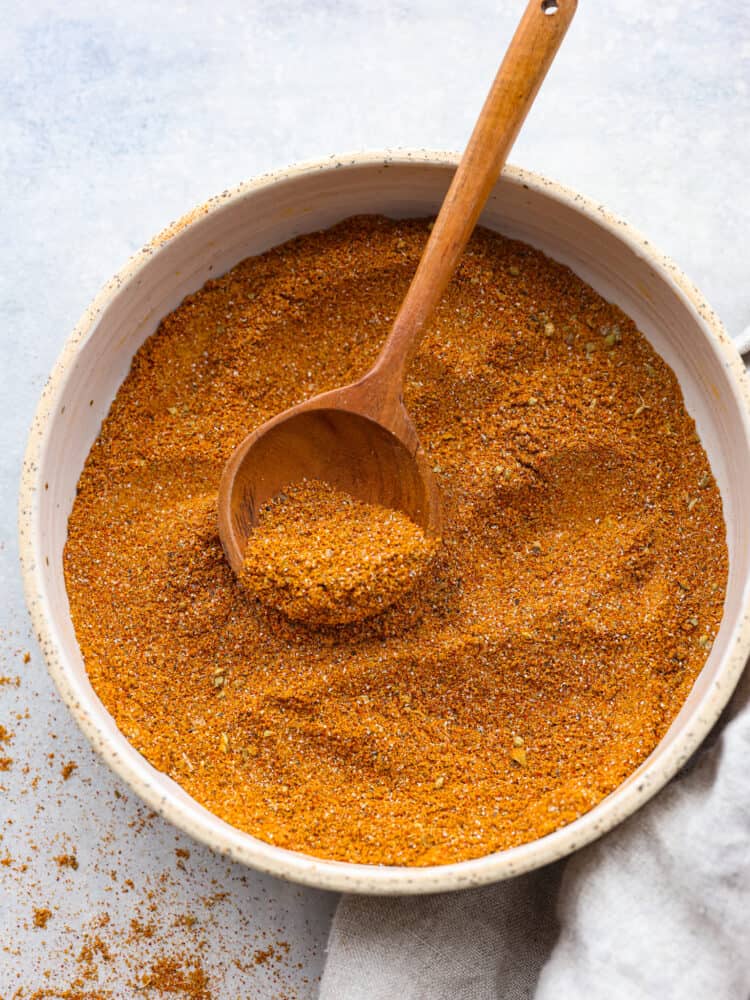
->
xmin=218 ymin=0 xmax=577 ymax=576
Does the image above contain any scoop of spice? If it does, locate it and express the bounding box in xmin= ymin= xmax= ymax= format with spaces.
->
xmin=240 ymin=479 xmax=438 ymax=625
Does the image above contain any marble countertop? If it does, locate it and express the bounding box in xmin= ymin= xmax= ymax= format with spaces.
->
xmin=1 ymin=1 xmax=747 ymax=995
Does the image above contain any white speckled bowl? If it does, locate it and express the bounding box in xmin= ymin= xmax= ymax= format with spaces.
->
xmin=19 ymin=152 xmax=750 ymax=894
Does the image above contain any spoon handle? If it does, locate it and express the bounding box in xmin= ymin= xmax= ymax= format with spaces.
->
xmin=372 ymin=0 xmax=577 ymax=387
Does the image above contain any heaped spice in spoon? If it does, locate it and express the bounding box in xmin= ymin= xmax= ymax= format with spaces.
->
xmin=240 ymin=479 xmax=438 ymax=625
xmin=64 ymin=216 xmax=728 ymax=867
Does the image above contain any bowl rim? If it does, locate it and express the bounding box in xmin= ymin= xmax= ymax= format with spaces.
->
xmin=19 ymin=149 xmax=750 ymax=895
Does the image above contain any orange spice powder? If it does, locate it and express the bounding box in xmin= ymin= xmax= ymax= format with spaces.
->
xmin=63 ymin=216 xmax=727 ymax=866
xmin=240 ymin=479 xmax=437 ymax=625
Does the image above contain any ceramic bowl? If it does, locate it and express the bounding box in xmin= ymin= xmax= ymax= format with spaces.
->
xmin=19 ymin=151 xmax=750 ymax=894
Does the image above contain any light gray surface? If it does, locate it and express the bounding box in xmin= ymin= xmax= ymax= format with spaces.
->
xmin=0 ymin=1 xmax=747 ymax=996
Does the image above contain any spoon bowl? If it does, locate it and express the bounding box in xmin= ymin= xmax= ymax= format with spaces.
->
xmin=218 ymin=380 xmax=441 ymax=576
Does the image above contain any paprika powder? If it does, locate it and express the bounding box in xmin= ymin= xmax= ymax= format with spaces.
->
xmin=64 ymin=216 xmax=727 ymax=866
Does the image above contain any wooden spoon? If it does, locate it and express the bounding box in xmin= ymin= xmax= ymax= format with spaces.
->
xmin=219 ymin=0 xmax=577 ymax=575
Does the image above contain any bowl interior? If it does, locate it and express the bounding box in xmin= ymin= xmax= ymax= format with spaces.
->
xmin=23 ymin=155 xmax=750 ymax=893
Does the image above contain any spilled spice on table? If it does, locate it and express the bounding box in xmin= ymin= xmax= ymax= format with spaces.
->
xmin=53 ymin=853 xmax=79 ymax=870
xmin=252 ymin=942 xmax=291 ymax=967
xmin=0 ymin=723 xmax=14 ymax=773
xmin=10 ymin=869 xmax=277 ymax=998
xmin=241 ymin=479 xmax=437 ymax=624
xmin=60 ymin=761 xmax=78 ymax=781
xmin=64 ymin=216 xmax=728 ymax=866
xmin=138 ymin=955 xmax=211 ymax=997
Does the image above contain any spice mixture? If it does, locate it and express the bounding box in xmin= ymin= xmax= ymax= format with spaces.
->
xmin=240 ymin=479 xmax=437 ymax=625
xmin=64 ymin=216 xmax=727 ymax=866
